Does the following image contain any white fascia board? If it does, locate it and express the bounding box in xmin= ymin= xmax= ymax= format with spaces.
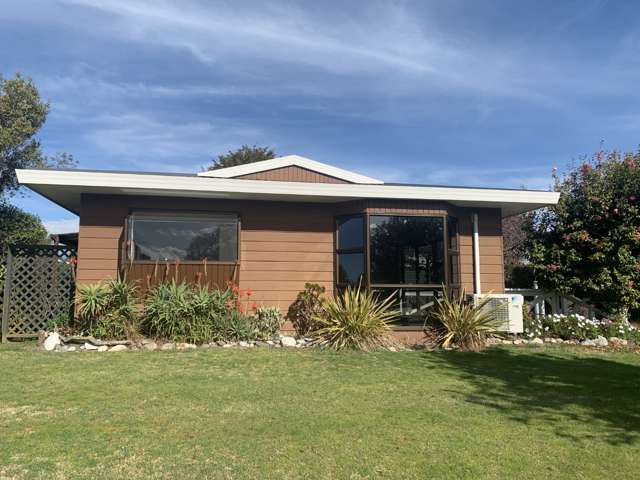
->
xmin=17 ymin=169 xmax=560 ymax=215
xmin=198 ymin=155 xmax=384 ymax=184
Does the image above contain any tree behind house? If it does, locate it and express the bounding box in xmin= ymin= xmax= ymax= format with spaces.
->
xmin=208 ymin=145 xmax=276 ymax=170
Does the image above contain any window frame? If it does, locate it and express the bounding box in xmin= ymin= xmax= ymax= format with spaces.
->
xmin=124 ymin=210 xmax=241 ymax=265
xmin=334 ymin=213 xmax=366 ymax=288
xmin=367 ymin=213 xmax=449 ymax=289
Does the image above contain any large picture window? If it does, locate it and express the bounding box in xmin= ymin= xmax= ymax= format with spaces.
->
xmin=127 ymin=212 xmax=238 ymax=262
xmin=369 ymin=215 xmax=444 ymax=285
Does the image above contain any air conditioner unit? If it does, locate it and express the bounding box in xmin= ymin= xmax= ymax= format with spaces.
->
xmin=473 ymin=294 xmax=524 ymax=333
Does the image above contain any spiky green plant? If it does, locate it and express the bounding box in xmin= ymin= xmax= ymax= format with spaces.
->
xmin=76 ymin=283 xmax=110 ymax=324
xmin=143 ymin=281 xmax=194 ymax=341
xmin=313 ymin=286 xmax=397 ymax=351
xmin=432 ymin=287 xmax=501 ymax=351
xmin=75 ymin=279 xmax=139 ymax=339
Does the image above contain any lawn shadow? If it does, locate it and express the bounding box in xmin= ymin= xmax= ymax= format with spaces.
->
xmin=427 ymin=347 xmax=640 ymax=445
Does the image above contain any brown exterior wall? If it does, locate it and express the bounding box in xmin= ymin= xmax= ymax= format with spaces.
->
xmin=76 ymin=195 xmax=504 ymax=332
xmin=234 ymin=165 xmax=350 ymax=184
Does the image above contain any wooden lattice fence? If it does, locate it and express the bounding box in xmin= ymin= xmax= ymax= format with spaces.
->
xmin=1 ymin=244 xmax=77 ymax=342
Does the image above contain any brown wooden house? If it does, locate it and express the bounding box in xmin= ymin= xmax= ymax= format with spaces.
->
xmin=17 ymin=156 xmax=558 ymax=341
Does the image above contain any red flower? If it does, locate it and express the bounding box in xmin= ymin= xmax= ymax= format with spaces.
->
xmin=238 ymin=289 xmax=244 ymax=298
xmin=238 ymin=304 xmax=245 ymax=313
xmin=246 ymin=288 xmax=253 ymax=297
xmin=251 ymin=301 xmax=258 ymax=310
xmin=547 ymin=264 xmax=560 ymax=272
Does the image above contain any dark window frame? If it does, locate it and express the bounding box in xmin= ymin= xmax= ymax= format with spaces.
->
xmin=123 ymin=210 xmax=241 ymax=265
xmin=333 ymin=211 xmax=460 ymax=325
xmin=334 ymin=214 xmax=366 ymax=288
xmin=368 ymin=213 xmax=448 ymax=288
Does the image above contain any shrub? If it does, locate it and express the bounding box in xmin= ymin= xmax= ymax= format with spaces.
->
xmin=524 ymin=313 xmax=640 ymax=343
xmin=218 ymin=308 xmax=257 ymax=341
xmin=144 ymin=281 xmax=218 ymax=343
xmin=287 ymin=283 xmax=326 ymax=336
xmin=431 ymin=288 xmax=500 ymax=351
xmin=76 ymin=278 xmax=139 ymax=339
xmin=253 ymin=306 xmax=284 ymax=340
xmin=313 ymin=285 xmax=397 ymax=351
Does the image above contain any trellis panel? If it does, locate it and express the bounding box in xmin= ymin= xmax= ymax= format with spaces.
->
xmin=1 ymin=245 xmax=76 ymax=342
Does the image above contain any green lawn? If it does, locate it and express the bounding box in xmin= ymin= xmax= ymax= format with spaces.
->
xmin=1 ymin=343 xmax=639 ymax=479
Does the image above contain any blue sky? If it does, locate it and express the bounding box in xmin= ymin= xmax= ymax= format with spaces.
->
xmin=2 ymin=0 xmax=640 ymax=233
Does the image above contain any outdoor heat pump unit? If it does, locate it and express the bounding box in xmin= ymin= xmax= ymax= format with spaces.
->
xmin=473 ymin=294 xmax=524 ymax=334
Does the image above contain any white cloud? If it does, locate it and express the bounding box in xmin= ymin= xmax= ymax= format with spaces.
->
xmin=55 ymin=0 xmax=556 ymax=103
xmin=44 ymin=218 xmax=79 ymax=234
xmin=82 ymin=112 xmax=265 ymax=170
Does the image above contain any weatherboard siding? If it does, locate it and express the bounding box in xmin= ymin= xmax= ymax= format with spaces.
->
xmin=234 ymin=165 xmax=350 ymax=183
xmin=75 ymin=195 xmax=504 ymax=319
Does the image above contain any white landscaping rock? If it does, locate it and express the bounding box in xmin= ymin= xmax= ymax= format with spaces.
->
xmin=160 ymin=343 xmax=175 ymax=351
xmin=593 ymin=335 xmax=608 ymax=347
xmin=97 ymin=346 xmax=108 ymax=352
xmin=67 ymin=346 xmax=77 ymax=352
xmin=108 ymin=345 xmax=128 ymax=352
xmin=581 ymin=339 xmax=596 ymax=347
xmin=530 ymin=338 xmax=544 ymax=345
xmin=83 ymin=342 xmax=99 ymax=351
xmin=143 ymin=342 xmax=158 ymax=351
xmin=281 ymin=336 xmax=297 ymax=347
xmin=43 ymin=332 xmax=61 ymax=351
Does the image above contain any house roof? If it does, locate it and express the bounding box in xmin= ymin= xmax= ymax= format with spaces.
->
xmin=198 ymin=155 xmax=384 ymax=184
xmin=17 ymin=159 xmax=560 ymax=218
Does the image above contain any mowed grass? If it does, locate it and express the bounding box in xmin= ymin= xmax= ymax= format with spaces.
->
xmin=1 ymin=343 xmax=639 ymax=479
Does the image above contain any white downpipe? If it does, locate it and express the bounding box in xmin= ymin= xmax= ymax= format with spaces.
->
xmin=472 ymin=212 xmax=481 ymax=295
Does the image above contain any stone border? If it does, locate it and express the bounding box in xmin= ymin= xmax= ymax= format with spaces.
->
xmin=40 ymin=332 xmax=314 ymax=353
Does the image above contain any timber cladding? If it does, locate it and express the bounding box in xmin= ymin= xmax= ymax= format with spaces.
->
xmin=76 ymin=194 xmax=504 ymax=312
xmin=234 ymin=165 xmax=349 ymax=184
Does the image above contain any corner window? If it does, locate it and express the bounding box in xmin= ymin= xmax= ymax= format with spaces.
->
xmin=127 ymin=212 xmax=238 ymax=262
xmin=336 ymin=215 xmax=365 ymax=287
xmin=447 ymin=217 xmax=460 ymax=289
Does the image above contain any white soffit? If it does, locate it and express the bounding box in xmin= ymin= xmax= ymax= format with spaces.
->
xmin=197 ymin=155 xmax=384 ymax=184
xmin=16 ymin=169 xmax=560 ymax=217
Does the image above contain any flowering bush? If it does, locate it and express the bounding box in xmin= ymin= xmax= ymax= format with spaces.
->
xmin=524 ymin=313 xmax=640 ymax=343
xmin=529 ymin=150 xmax=640 ymax=316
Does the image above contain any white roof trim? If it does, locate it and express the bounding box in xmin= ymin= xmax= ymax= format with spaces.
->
xmin=17 ymin=169 xmax=560 ymax=217
xmin=197 ymin=155 xmax=384 ymax=184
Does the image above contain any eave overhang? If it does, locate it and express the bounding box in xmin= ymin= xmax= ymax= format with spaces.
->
xmin=17 ymin=169 xmax=560 ymax=217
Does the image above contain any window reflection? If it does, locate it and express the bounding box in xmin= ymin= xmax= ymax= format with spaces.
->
xmin=128 ymin=214 xmax=238 ymax=261
xmin=369 ymin=215 xmax=444 ymax=285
